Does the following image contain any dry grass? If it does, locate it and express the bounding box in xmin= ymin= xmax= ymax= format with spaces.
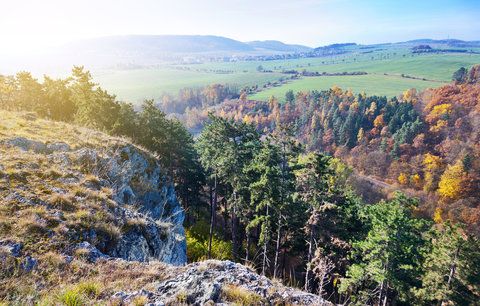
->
xmin=49 ymin=193 xmax=76 ymax=211
xmin=0 ymin=110 xmax=182 ymax=305
xmin=221 ymin=284 xmax=265 ymax=306
xmin=131 ymin=295 xmax=149 ymax=306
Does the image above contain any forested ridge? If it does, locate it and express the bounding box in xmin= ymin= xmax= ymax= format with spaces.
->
xmin=1 ymin=66 xmax=480 ymax=305
xmin=178 ymin=65 xmax=480 ymax=234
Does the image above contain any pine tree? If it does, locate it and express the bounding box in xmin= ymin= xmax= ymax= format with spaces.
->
xmin=295 ymin=153 xmax=335 ymax=291
xmin=340 ymin=193 xmax=428 ymax=305
xmin=416 ymin=222 xmax=480 ymax=305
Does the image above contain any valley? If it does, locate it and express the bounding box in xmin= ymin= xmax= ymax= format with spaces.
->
xmin=1 ymin=1 xmax=480 ymax=303
xmin=93 ymin=45 xmax=480 ymax=102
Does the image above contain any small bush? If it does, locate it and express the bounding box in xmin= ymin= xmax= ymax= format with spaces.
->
xmin=42 ymin=169 xmax=63 ymax=179
xmin=186 ymin=228 xmax=233 ymax=262
xmin=132 ymin=295 xmax=149 ymax=306
xmin=72 ymin=186 xmax=88 ymax=197
xmin=83 ymin=174 xmax=101 ymax=189
xmin=75 ymin=281 xmax=101 ymax=298
xmin=176 ymin=290 xmax=188 ymax=303
xmin=0 ymin=218 xmax=12 ymax=234
xmin=57 ymin=288 xmax=84 ymax=306
xmin=123 ymin=217 xmax=147 ymax=232
xmin=41 ymin=252 xmax=66 ymax=270
xmin=221 ymin=284 xmax=264 ymax=305
xmin=5 ymin=169 xmax=29 ymax=183
xmin=95 ymin=222 xmax=121 ymax=242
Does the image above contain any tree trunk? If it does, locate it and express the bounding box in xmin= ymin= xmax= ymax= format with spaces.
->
xmin=305 ymin=223 xmax=315 ymax=292
xmin=231 ymin=190 xmax=240 ymax=261
xmin=208 ymin=173 xmax=217 ymax=258
xmin=273 ymin=217 xmax=282 ymax=279
xmin=378 ymin=261 xmax=388 ymax=306
xmin=443 ymin=246 xmax=460 ymax=305
xmin=246 ymin=230 xmax=251 ymax=262
xmin=382 ymin=283 xmax=388 ymax=306
xmin=262 ymin=203 xmax=270 ymax=276
xmin=378 ymin=280 xmax=384 ymax=306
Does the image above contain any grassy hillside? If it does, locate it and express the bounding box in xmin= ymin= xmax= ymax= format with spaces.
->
xmin=0 ymin=110 xmax=187 ymax=303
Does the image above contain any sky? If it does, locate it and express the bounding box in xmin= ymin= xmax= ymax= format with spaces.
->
xmin=1 ymin=0 xmax=479 ymax=54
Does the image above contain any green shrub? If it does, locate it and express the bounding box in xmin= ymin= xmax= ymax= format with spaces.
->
xmin=75 ymin=281 xmax=101 ymax=298
xmin=57 ymin=288 xmax=84 ymax=306
xmin=186 ymin=223 xmax=233 ymax=262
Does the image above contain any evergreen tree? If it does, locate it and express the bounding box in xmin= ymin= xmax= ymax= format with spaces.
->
xmin=340 ymin=193 xmax=429 ymax=305
xmin=416 ymin=222 xmax=480 ymax=305
xmin=295 ymin=153 xmax=335 ymax=291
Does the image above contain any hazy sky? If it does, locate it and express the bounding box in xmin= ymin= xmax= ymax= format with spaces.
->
xmin=1 ymin=0 xmax=479 ymax=54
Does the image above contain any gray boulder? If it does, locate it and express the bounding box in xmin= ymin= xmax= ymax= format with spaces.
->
xmin=113 ymin=260 xmax=331 ymax=305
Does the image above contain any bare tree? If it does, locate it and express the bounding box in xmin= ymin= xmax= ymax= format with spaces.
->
xmin=312 ymin=248 xmax=335 ymax=298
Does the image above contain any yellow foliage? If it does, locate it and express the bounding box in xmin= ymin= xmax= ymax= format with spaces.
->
xmin=350 ymin=101 xmax=359 ymax=112
xmin=403 ymin=88 xmax=418 ymax=103
xmin=357 ymin=128 xmax=365 ymax=143
xmin=411 ymin=173 xmax=421 ymax=188
xmin=426 ymin=103 xmax=453 ymax=123
xmin=438 ymin=162 xmax=465 ymax=199
xmin=331 ymin=85 xmax=343 ymax=96
xmin=398 ymin=173 xmax=408 ymax=185
xmin=373 ymin=114 xmax=385 ymax=128
xmin=366 ymin=101 xmax=377 ymax=115
xmin=433 ymin=207 xmax=443 ymax=224
xmin=429 ymin=119 xmax=448 ymax=133
xmin=423 ymin=153 xmax=442 ymax=171
xmin=243 ymin=115 xmax=253 ymax=124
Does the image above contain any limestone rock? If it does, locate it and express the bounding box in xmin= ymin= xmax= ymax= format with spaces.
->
xmin=3 ymin=136 xmax=187 ymax=266
xmin=114 ymin=260 xmax=331 ymax=305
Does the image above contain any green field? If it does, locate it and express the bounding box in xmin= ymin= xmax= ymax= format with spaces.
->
xmin=249 ymin=74 xmax=444 ymax=101
xmin=93 ymin=68 xmax=284 ymax=102
xmin=93 ymin=51 xmax=480 ymax=103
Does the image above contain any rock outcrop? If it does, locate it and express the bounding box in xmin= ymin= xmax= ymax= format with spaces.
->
xmin=2 ymin=135 xmax=187 ymax=265
xmin=113 ymin=260 xmax=331 ymax=305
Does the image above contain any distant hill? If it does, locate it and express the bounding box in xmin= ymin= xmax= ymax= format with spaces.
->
xmin=52 ymin=35 xmax=315 ymax=68
xmin=66 ymin=35 xmax=256 ymax=55
xmin=247 ymin=40 xmax=312 ymax=53
xmin=314 ymin=43 xmax=357 ymax=50
xmin=1 ymin=35 xmax=479 ymax=74
xmin=63 ymin=35 xmax=316 ymax=59
xmin=404 ymin=39 xmax=480 ymax=48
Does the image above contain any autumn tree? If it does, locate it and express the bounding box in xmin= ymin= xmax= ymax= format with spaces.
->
xmin=438 ymin=161 xmax=465 ymax=200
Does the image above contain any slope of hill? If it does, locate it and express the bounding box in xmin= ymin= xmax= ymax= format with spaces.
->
xmin=0 ymin=110 xmax=327 ymax=305
xmin=66 ymin=35 xmax=256 ymax=55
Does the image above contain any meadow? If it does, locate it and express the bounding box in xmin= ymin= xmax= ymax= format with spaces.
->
xmin=93 ymin=50 xmax=480 ymax=103
xmin=249 ymin=74 xmax=443 ymax=101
